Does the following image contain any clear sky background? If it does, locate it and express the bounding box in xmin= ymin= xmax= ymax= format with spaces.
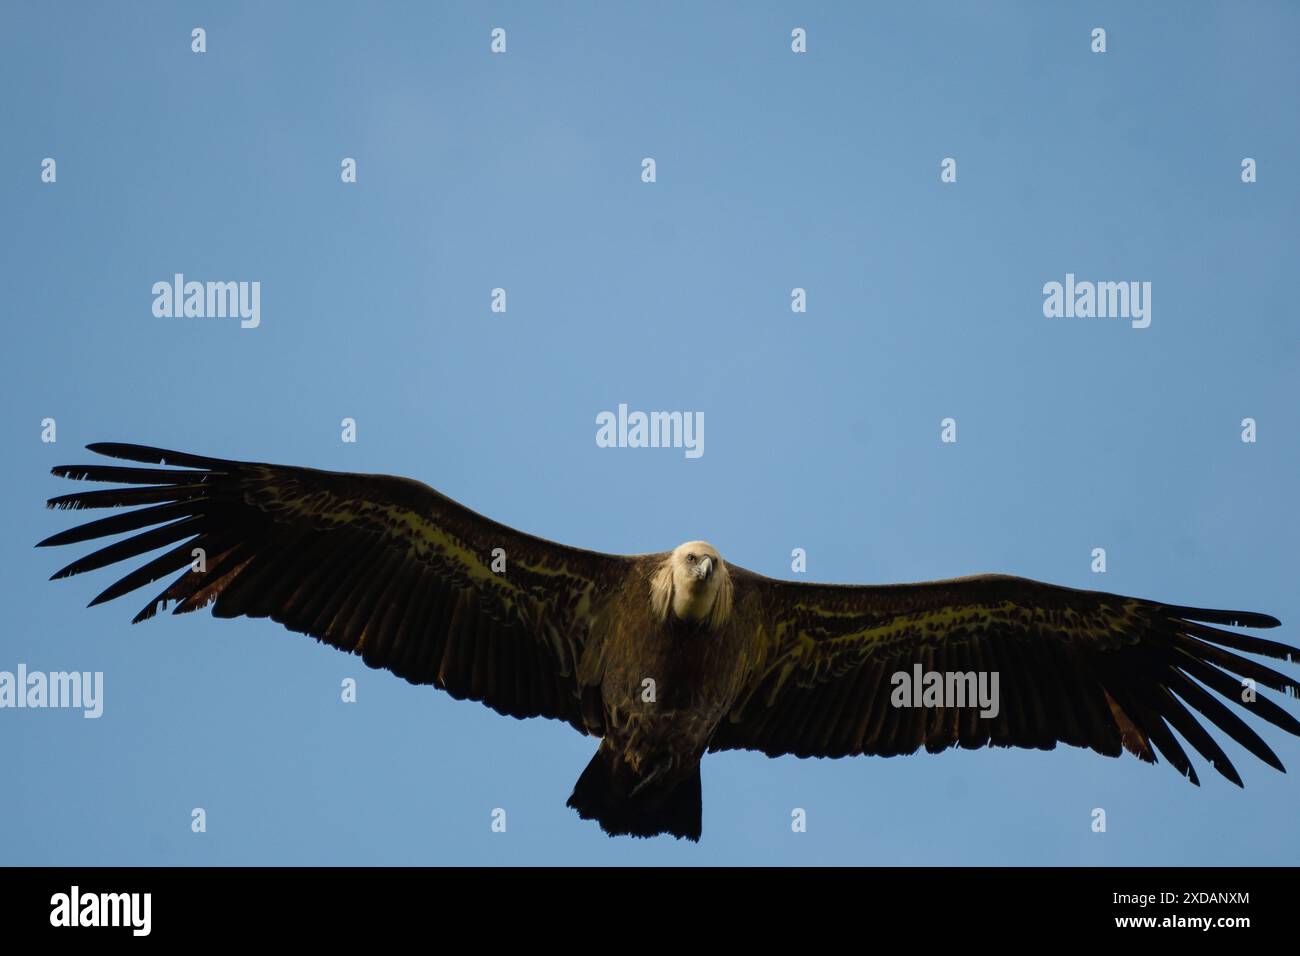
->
xmin=2 ymin=2 xmax=1297 ymax=865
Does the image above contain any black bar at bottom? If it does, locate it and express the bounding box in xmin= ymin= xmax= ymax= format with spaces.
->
xmin=0 ymin=865 xmax=1286 ymax=940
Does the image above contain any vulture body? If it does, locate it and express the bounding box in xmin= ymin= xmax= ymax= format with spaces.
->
xmin=39 ymin=444 xmax=1300 ymax=841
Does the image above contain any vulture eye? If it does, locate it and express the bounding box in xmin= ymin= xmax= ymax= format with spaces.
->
xmin=687 ymin=553 xmax=696 ymax=562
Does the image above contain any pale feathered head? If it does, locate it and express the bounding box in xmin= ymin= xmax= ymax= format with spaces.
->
xmin=650 ymin=540 xmax=733 ymax=631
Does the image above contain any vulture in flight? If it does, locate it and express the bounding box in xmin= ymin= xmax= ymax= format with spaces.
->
xmin=39 ymin=443 xmax=1300 ymax=841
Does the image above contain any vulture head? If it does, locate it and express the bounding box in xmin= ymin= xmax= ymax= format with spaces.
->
xmin=651 ymin=540 xmax=733 ymax=631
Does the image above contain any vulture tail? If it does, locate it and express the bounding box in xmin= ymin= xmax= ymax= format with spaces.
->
xmin=566 ymin=745 xmax=702 ymax=842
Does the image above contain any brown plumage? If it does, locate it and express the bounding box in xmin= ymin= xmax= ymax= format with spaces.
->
xmin=38 ymin=443 xmax=1300 ymax=841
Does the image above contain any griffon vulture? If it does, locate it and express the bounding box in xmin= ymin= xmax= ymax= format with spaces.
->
xmin=39 ymin=443 xmax=1300 ymax=841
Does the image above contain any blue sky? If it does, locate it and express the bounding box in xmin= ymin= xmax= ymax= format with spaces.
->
xmin=2 ymin=1 xmax=1297 ymax=864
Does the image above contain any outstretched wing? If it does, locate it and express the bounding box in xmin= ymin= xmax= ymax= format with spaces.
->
xmin=39 ymin=443 xmax=632 ymax=734
xmin=713 ymin=571 xmax=1300 ymax=785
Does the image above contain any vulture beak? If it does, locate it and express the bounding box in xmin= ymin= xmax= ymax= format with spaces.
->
xmin=694 ymin=556 xmax=713 ymax=581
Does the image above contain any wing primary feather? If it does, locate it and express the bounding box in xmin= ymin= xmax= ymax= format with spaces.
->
xmin=1180 ymin=620 xmax=1296 ymax=662
xmin=50 ymin=465 xmax=210 ymax=485
xmin=83 ymin=443 xmax=232 ymax=470
xmin=36 ymin=499 xmax=217 ymax=548
xmin=1165 ymin=604 xmax=1280 ymax=629
xmin=49 ymin=516 xmax=206 ymax=580
xmin=46 ymin=485 xmax=209 ymax=512
xmin=1182 ymin=637 xmax=1300 ymax=697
